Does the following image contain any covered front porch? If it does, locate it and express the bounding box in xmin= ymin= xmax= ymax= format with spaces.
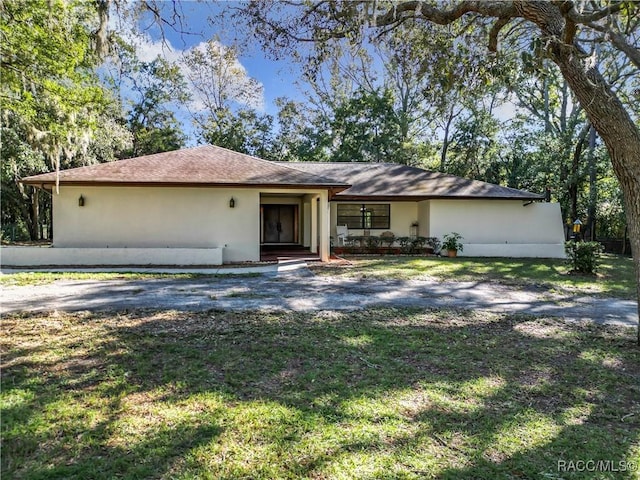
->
xmin=259 ymin=189 xmax=331 ymax=262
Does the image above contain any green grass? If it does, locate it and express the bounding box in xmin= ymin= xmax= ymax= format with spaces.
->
xmin=0 ymin=271 xmax=260 ymax=287
xmin=315 ymin=255 xmax=637 ymax=300
xmin=2 ymin=309 xmax=639 ymax=479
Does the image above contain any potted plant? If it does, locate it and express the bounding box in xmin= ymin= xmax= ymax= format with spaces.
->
xmin=442 ymin=232 xmax=464 ymax=257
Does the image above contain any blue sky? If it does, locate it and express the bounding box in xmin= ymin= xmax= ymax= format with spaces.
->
xmin=123 ymin=1 xmax=519 ymax=144
xmin=136 ymin=1 xmax=302 ymax=117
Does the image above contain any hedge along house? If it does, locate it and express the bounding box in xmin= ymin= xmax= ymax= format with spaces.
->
xmin=9 ymin=144 xmax=565 ymax=267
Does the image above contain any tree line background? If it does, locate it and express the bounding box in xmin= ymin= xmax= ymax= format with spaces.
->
xmin=1 ymin=1 xmax=635 ymax=248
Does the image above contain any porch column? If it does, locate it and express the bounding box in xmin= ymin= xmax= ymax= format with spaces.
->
xmin=310 ymin=194 xmax=318 ymax=254
xmin=318 ymin=190 xmax=330 ymax=261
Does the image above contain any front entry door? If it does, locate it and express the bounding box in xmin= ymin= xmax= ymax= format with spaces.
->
xmin=263 ymin=205 xmax=297 ymax=243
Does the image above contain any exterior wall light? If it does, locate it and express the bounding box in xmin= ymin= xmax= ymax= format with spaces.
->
xmin=573 ymin=219 xmax=582 ymax=234
xmin=78 ymin=195 xmax=85 ymax=207
xmin=571 ymin=218 xmax=583 ymax=241
xmin=229 ymin=197 xmax=236 ymax=208
xmin=410 ymin=222 xmax=419 ymax=239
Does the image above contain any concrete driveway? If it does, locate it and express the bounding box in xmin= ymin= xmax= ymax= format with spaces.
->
xmin=1 ymin=264 xmax=637 ymax=328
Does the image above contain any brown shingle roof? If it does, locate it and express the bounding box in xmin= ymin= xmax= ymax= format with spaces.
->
xmin=279 ymin=162 xmax=543 ymax=200
xmin=22 ymin=146 xmax=542 ymax=200
xmin=21 ymin=145 xmax=349 ymax=189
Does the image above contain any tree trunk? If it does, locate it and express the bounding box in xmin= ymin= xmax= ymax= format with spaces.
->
xmin=29 ymin=187 xmax=39 ymax=241
xmin=549 ymin=42 xmax=640 ymax=344
xmin=509 ymin=0 xmax=640 ymax=344
xmin=440 ymin=107 xmax=455 ymax=171
xmin=587 ymin=126 xmax=597 ymax=242
xmin=568 ymin=134 xmax=584 ymax=222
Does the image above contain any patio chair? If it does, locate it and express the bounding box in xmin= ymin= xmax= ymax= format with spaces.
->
xmin=336 ymin=225 xmax=349 ymax=246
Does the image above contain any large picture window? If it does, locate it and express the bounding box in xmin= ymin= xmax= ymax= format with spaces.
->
xmin=337 ymin=204 xmax=390 ymax=229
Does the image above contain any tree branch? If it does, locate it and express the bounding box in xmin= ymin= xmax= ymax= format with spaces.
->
xmin=587 ymin=21 xmax=640 ymax=69
xmin=371 ymin=1 xmax=515 ymax=28
xmin=566 ymin=1 xmax=627 ymax=24
xmin=489 ymin=17 xmax=512 ymax=51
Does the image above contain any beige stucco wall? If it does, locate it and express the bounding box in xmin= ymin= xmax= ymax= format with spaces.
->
xmin=53 ymin=186 xmax=332 ymax=264
xmin=53 ymin=186 xmax=260 ymax=263
xmin=1 ymin=246 xmax=223 ymax=266
xmin=302 ymin=196 xmax=312 ymax=247
xmin=429 ymin=200 xmax=565 ymax=257
xmin=330 ymin=202 xmax=418 ymax=238
xmin=417 ymin=200 xmax=430 ymax=237
xmin=329 ymin=199 xmax=564 ymax=257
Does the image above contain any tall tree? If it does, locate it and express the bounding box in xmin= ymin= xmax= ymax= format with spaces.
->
xmin=182 ymin=37 xmax=264 ymax=143
xmin=446 ymin=106 xmax=502 ymax=183
xmin=200 ymin=107 xmax=275 ymax=158
xmin=270 ymin=98 xmax=320 ymax=162
xmin=122 ymin=56 xmax=189 ymax=157
xmin=1 ymin=0 xmax=112 ymax=166
xmin=239 ymin=1 xmax=640 ymax=341
xmin=328 ymin=87 xmax=403 ymax=163
xmin=0 ymin=0 xmax=128 ymax=240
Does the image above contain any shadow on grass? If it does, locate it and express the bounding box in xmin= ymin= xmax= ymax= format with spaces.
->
xmin=2 ymin=309 xmax=639 ymax=479
xmin=327 ymin=255 xmax=636 ymax=300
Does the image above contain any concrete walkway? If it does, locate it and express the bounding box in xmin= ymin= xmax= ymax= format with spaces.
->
xmin=0 ymin=258 xmax=310 ymax=275
xmin=1 ymin=262 xmax=637 ymax=328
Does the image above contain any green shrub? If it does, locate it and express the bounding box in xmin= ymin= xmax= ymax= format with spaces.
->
xmin=411 ymin=236 xmax=427 ymax=252
xmin=365 ymin=235 xmax=381 ymax=252
xmin=564 ymin=241 xmax=604 ymax=274
xmin=395 ymin=237 xmax=412 ymax=254
xmin=442 ymin=232 xmax=464 ymax=253
xmin=426 ymin=237 xmax=441 ymax=254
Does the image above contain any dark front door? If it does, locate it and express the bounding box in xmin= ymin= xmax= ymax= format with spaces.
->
xmin=263 ymin=205 xmax=296 ymax=243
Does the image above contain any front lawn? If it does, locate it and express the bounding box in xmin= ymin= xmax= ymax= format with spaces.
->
xmin=0 ymin=271 xmax=259 ymax=287
xmin=316 ymin=255 xmax=637 ymax=300
xmin=2 ymin=309 xmax=639 ymax=479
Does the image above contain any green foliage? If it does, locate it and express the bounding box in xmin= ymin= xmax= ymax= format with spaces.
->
xmin=442 ymin=232 xmax=464 ymax=252
xmin=564 ymin=241 xmax=604 ymax=274
xmin=121 ymin=56 xmax=189 ymax=157
xmin=183 ymin=37 xmax=265 ymax=149
xmin=445 ymin=108 xmax=501 ymax=182
xmin=1 ymin=0 xmax=110 ymax=162
xmin=3 ymin=309 xmax=638 ymax=478
xmin=1 ymin=0 xmax=131 ymax=239
xmin=425 ymin=236 xmax=441 ymax=253
xmin=329 ymin=87 xmax=403 ymax=163
xmin=364 ymin=235 xmax=380 ymax=252
xmin=201 ymin=108 xmax=274 ymax=158
xmin=271 ymin=98 xmax=325 ymax=162
xmin=596 ymin=175 xmax=627 ymax=238
xmin=0 ymin=118 xmax=48 ymax=240
xmin=395 ymin=236 xmax=413 ymax=253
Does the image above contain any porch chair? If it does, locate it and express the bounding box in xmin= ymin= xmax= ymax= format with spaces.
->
xmin=336 ymin=225 xmax=349 ymax=246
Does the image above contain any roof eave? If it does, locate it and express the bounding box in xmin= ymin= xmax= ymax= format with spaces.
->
xmin=333 ymin=194 xmax=545 ymax=201
xmin=19 ymin=179 xmax=351 ymax=191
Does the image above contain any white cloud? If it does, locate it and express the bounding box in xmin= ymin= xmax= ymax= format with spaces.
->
xmin=110 ymin=13 xmax=264 ymax=113
xmin=180 ymin=40 xmax=265 ymax=113
xmin=123 ymin=29 xmax=264 ymax=112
